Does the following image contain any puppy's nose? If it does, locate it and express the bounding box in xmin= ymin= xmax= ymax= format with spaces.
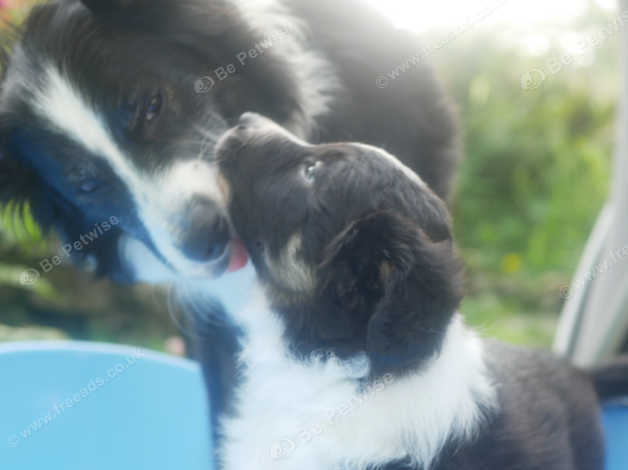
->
xmin=237 ymin=112 xmax=265 ymax=129
xmin=179 ymin=198 xmax=230 ymax=262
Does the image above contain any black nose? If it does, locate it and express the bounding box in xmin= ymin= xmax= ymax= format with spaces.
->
xmin=179 ymin=198 xmax=230 ymax=262
xmin=237 ymin=112 xmax=262 ymax=129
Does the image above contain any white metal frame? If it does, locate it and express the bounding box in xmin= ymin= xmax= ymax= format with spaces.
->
xmin=553 ymin=0 xmax=628 ymax=366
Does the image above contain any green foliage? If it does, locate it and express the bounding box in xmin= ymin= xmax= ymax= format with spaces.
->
xmin=432 ymin=25 xmax=616 ymax=344
xmin=449 ymin=47 xmax=611 ymax=275
xmin=2 ymin=201 xmax=45 ymax=245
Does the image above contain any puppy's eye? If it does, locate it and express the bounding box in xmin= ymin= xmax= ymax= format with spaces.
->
xmin=302 ymin=161 xmax=322 ymax=182
xmin=145 ymin=93 xmax=163 ymax=122
xmin=79 ymin=179 xmax=99 ymax=194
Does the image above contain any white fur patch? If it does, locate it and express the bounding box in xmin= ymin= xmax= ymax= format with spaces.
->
xmin=220 ymin=291 xmax=497 ymax=470
xmin=234 ymin=0 xmax=341 ymax=137
xmin=28 ymin=65 xmax=227 ymax=278
xmin=264 ymin=233 xmax=316 ymax=293
xmin=118 ymin=235 xmax=177 ymax=283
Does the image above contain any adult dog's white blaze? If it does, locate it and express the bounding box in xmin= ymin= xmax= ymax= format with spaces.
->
xmin=221 ymin=288 xmax=497 ymax=470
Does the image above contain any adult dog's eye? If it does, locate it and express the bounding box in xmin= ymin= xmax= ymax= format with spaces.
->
xmin=145 ymin=93 xmax=163 ymax=122
xmin=303 ymin=161 xmax=322 ymax=182
xmin=79 ymin=179 xmax=99 ymax=194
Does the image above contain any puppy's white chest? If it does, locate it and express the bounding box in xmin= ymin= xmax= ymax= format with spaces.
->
xmin=218 ymin=294 xmax=496 ymax=470
xmin=219 ymin=326 xmax=378 ymax=468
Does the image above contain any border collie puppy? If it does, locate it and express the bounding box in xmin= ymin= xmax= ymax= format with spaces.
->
xmin=205 ymin=112 xmax=627 ymax=470
xmin=0 ymin=0 xmax=458 ymax=285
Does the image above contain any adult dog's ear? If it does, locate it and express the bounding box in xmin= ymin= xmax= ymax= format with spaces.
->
xmin=0 ymin=136 xmax=35 ymax=209
xmin=321 ymin=211 xmax=463 ymax=374
xmin=0 ymin=136 xmax=126 ymax=279
xmin=80 ymin=0 xmax=145 ymax=14
xmin=79 ymin=0 xmax=232 ymax=24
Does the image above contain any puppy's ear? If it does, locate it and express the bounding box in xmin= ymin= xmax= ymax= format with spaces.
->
xmin=320 ymin=211 xmax=463 ymax=374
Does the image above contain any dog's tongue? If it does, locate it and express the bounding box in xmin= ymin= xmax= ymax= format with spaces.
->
xmin=227 ymin=239 xmax=249 ymax=272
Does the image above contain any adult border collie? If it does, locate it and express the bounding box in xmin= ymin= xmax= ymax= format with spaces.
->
xmin=207 ymin=112 xmax=628 ymax=470
xmin=0 ymin=0 xmax=458 ymax=285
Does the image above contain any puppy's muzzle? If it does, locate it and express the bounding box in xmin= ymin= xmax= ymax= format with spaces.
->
xmin=218 ymin=112 xmax=290 ymax=153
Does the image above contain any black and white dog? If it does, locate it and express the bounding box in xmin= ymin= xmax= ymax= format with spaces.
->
xmin=208 ymin=112 xmax=628 ymax=470
xmin=0 ymin=0 xmax=458 ymax=284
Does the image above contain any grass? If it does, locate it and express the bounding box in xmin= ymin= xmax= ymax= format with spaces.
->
xmin=462 ymin=292 xmax=558 ymax=347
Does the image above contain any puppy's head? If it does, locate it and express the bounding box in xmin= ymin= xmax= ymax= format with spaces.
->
xmin=0 ymin=0 xmax=304 ymax=282
xmin=218 ymin=113 xmax=463 ymax=373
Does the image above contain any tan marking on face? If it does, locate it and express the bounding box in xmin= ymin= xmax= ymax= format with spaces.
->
xmin=265 ymin=233 xmax=317 ymax=295
xmin=379 ymin=261 xmax=393 ymax=283
xmin=216 ymin=171 xmax=232 ymax=204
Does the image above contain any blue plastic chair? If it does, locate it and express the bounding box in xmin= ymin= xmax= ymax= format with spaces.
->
xmin=0 ymin=342 xmax=212 ymax=470
xmin=0 ymin=339 xmax=626 ymax=470
xmin=604 ymin=402 xmax=628 ymax=470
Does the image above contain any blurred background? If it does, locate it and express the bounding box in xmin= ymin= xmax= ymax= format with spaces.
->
xmin=0 ymin=0 xmax=619 ymax=351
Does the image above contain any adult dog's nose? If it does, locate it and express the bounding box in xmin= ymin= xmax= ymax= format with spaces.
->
xmin=179 ymin=198 xmax=230 ymax=262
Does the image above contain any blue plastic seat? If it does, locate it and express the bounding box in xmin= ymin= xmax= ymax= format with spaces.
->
xmin=603 ymin=402 xmax=628 ymax=470
xmin=0 ymin=340 xmax=626 ymax=469
xmin=0 ymin=342 xmax=212 ymax=470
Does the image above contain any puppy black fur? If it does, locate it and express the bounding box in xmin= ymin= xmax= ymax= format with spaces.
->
xmin=206 ymin=113 xmax=628 ymax=470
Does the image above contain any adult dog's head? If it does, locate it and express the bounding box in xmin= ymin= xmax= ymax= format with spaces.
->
xmin=217 ymin=113 xmax=463 ymax=373
xmin=0 ymin=0 xmax=333 ymax=282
